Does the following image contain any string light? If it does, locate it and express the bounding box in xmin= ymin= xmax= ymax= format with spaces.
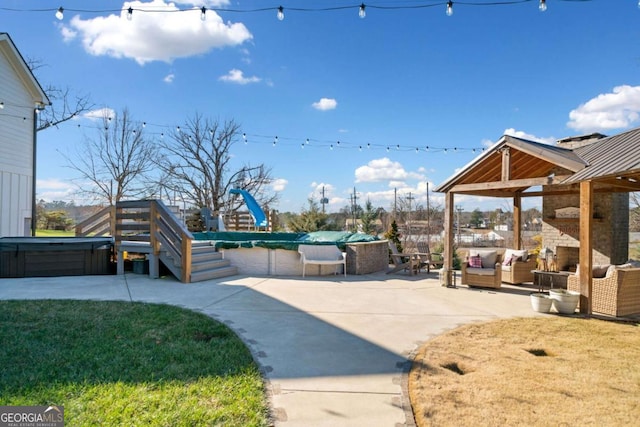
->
xmin=539 ymin=0 xmax=547 ymax=12
xmin=0 ymin=2 xmax=633 ymax=25
xmin=446 ymin=1 xmax=453 ymax=17
xmin=2 ymin=106 xmax=485 ymax=154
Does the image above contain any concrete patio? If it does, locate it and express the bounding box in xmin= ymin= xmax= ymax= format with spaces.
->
xmin=0 ymin=271 xmax=543 ymax=426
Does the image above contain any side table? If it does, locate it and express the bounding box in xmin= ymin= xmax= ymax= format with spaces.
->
xmin=532 ymin=270 xmax=570 ymax=292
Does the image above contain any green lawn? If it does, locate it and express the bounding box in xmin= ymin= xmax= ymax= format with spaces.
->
xmin=0 ymin=300 xmax=270 ymax=426
xmin=35 ymin=229 xmax=76 ymax=237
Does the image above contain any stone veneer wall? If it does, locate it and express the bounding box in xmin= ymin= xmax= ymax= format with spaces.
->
xmin=219 ymin=240 xmax=389 ymax=276
xmin=542 ymin=185 xmax=629 ymax=267
xmin=345 ymin=241 xmax=389 ymax=275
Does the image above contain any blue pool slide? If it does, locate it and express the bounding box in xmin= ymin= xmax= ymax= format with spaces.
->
xmin=229 ymin=189 xmax=268 ymax=228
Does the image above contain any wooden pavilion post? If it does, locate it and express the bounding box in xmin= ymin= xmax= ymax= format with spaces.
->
xmin=513 ymin=193 xmax=522 ymax=249
xmin=579 ymin=180 xmax=593 ymax=315
xmin=443 ymin=191 xmax=455 ymax=286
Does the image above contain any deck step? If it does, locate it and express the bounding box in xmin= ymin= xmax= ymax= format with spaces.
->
xmin=190 ymin=265 xmax=238 ymax=282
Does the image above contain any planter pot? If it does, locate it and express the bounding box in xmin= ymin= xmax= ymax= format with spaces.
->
xmin=530 ymin=293 xmax=552 ymax=313
xmin=549 ymin=289 xmax=580 ymax=314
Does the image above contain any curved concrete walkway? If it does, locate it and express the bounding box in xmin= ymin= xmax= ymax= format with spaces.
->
xmin=0 ymin=272 xmax=542 ymax=426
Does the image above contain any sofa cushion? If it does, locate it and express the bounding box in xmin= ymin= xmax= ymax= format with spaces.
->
xmin=503 ymin=249 xmax=528 ymax=262
xmin=466 ymin=267 xmax=497 ymax=276
xmin=576 ymin=264 xmax=611 ymax=278
xmin=469 ymin=250 xmax=498 ymax=269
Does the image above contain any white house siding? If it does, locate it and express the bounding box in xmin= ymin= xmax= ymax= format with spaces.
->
xmin=0 ymin=35 xmax=41 ymax=237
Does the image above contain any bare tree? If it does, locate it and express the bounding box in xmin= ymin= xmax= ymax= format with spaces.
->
xmin=155 ymin=114 xmax=277 ymax=212
xmin=27 ymin=58 xmax=94 ymax=131
xmin=64 ymin=109 xmax=156 ymax=205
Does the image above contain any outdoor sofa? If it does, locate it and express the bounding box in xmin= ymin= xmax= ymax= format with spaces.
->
xmin=567 ymin=265 xmax=640 ymax=317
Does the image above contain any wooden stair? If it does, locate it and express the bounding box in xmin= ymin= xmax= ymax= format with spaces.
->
xmin=110 ymin=200 xmax=238 ymax=283
xmin=160 ymin=241 xmax=238 ymax=282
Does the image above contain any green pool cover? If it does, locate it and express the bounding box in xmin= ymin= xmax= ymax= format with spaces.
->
xmin=193 ymin=231 xmax=379 ymax=251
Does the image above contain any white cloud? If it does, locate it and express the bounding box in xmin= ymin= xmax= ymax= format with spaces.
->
xmin=61 ymin=0 xmax=252 ymax=65
xmin=272 ymin=178 xmax=288 ymax=192
xmin=567 ymin=85 xmax=640 ymax=132
xmin=503 ymin=128 xmax=556 ymax=145
xmin=36 ymin=178 xmax=76 ymax=202
xmin=163 ymin=73 xmax=175 ymax=83
xmin=219 ymin=69 xmax=261 ymax=85
xmin=312 ymin=98 xmax=337 ymax=111
xmin=354 ymin=157 xmax=424 ymax=184
xmin=83 ymin=107 xmax=116 ymax=120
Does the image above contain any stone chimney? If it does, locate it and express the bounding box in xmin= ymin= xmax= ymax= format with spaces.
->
xmin=556 ymin=133 xmax=607 ymax=150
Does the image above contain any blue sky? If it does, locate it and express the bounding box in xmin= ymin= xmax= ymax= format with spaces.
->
xmin=2 ymin=0 xmax=640 ymax=213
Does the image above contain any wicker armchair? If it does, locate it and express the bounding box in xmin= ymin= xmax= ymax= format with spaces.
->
xmin=501 ymin=249 xmax=537 ymax=285
xmin=461 ymin=250 xmax=502 ymax=289
xmin=567 ymin=267 xmax=640 ymax=317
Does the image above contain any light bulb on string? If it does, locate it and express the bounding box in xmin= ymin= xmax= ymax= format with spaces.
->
xmin=306 ymin=138 xmax=310 ymax=145
xmin=330 ymin=144 xmax=334 ymax=150
xmin=176 ymin=126 xmax=181 ymax=132
xmin=127 ymin=7 xmax=133 ymax=21
xmin=396 ymin=144 xmax=400 ymax=150
xmin=446 ymin=1 xmax=453 ymax=17
xmin=359 ymin=146 xmax=362 ymax=151
xmin=359 ymin=4 xmax=366 ymax=19
xmin=301 ymin=143 xmax=305 ymax=149
xmin=0 ymin=102 xmax=4 ymax=109
xmin=367 ymin=143 xmax=370 ymax=149
xmin=539 ymin=0 xmax=547 ymax=12
xmin=425 ymin=146 xmax=430 ymax=151
xmin=201 ymin=6 xmax=207 ymax=21
xmin=277 ymin=6 xmax=284 ymax=21
xmin=386 ymin=147 xmax=390 ymax=152
xmin=55 ymin=7 xmax=64 ymax=20
xmin=142 ymin=122 xmax=146 ymax=128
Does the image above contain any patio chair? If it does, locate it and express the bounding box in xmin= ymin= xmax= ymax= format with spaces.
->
xmin=416 ymin=242 xmax=444 ymax=273
xmin=387 ymin=241 xmax=421 ymax=275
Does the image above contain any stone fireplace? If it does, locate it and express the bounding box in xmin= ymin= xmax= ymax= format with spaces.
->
xmin=541 ymin=188 xmax=629 ymax=270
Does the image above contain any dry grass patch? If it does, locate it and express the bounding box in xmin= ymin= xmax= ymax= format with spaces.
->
xmin=409 ymin=317 xmax=640 ymax=426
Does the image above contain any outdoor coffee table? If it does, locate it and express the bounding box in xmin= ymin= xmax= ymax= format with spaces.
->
xmin=532 ymin=270 xmax=570 ymax=293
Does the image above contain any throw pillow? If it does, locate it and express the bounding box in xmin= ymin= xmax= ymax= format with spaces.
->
xmin=469 ymin=255 xmax=482 ymax=268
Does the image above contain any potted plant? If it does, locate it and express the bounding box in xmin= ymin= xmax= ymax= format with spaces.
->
xmin=530 ymin=292 xmax=552 ymax=313
xmin=549 ymin=289 xmax=580 ymax=314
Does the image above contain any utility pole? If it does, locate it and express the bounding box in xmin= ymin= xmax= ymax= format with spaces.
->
xmin=406 ymin=192 xmax=415 ymax=239
xmin=320 ymin=186 xmax=328 ymax=214
xmin=456 ymin=205 xmax=463 ymax=245
xmin=350 ymin=187 xmax=359 ymax=232
xmin=426 ymin=181 xmax=430 ymax=248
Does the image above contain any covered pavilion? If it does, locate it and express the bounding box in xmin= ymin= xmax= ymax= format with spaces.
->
xmin=434 ymin=126 xmax=640 ymax=314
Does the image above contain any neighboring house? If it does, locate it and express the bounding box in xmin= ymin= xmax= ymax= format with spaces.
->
xmin=0 ymin=33 xmax=49 ymax=237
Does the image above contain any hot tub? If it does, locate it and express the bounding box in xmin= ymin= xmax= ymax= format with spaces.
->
xmin=0 ymin=237 xmax=114 ymax=278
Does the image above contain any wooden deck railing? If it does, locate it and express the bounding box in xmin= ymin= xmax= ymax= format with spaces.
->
xmin=75 ymin=206 xmax=115 ymax=237
xmin=114 ymin=200 xmax=194 ymax=283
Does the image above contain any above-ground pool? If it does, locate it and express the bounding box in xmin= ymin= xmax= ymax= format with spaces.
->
xmin=192 ymin=231 xmax=388 ymax=276
xmin=0 ymin=237 xmax=113 ymax=278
